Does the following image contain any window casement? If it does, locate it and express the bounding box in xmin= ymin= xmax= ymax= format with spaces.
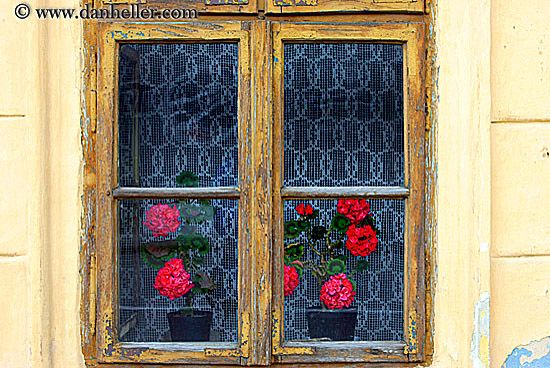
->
xmin=87 ymin=14 xmax=427 ymax=367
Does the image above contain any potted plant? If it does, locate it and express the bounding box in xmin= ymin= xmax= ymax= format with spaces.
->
xmin=283 ymin=199 xmax=380 ymax=341
xmin=141 ymin=171 xmax=217 ymax=342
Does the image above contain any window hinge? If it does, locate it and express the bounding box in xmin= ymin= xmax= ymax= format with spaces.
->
xmin=404 ymin=309 xmax=418 ymax=355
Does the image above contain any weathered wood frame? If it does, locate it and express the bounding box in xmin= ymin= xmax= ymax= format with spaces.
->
xmin=95 ymin=21 xmax=254 ymax=365
xmin=98 ymin=0 xmax=258 ymax=14
xmin=82 ymin=14 xmax=431 ymax=368
xmin=270 ymin=22 xmax=426 ymax=364
xmin=266 ymin=0 xmax=424 ymax=15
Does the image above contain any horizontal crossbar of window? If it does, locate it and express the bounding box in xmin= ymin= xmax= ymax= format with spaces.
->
xmin=281 ymin=186 xmax=410 ymax=199
xmin=112 ymin=187 xmax=240 ymax=199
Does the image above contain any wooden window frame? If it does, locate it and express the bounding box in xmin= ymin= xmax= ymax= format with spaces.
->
xmin=270 ymin=22 xmax=426 ymax=365
xmin=98 ymin=0 xmax=258 ymax=14
xmin=266 ymin=0 xmax=424 ymax=15
xmin=95 ymin=21 xmax=254 ymax=365
xmin=86 ymin=16 xmax=427 ymax=367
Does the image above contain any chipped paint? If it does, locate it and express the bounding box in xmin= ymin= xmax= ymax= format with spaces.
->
xmin=471 ymin=292 xmax=490 ymax=368
xmin=274 ymin=0 xmax=318 ymax=6
xmin=424 ymin=0 xmax=438 ymax=362
xmin=404 ymin=309 xmax=418 ymax=355
xmin=503 ymin=337 xmax=550 ymax=368
xmin=206 ymin=0 xmax=248 ymax=4
xmin=271 ymin=310 xmax=315 ymax=356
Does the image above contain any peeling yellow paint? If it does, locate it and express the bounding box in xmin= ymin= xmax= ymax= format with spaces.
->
xmin=274 ymin=0 xmax=318 ymax=6
xmin=471 ymin=292 xmax=490 ymax=368
xmin=404 ymin=309 xmax=418 ymax=355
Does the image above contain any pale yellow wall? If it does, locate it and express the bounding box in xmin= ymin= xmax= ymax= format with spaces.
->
xmin=490 ymin=0 xmax=550 ymax=367
xmin=0 ymin=0 xmax=546 ymax=367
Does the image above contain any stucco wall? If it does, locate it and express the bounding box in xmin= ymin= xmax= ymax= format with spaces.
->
xmin=490 ymin=0 xmax=550 ymax=367
xmin=0 ymin=0 xmax=547 ymax=367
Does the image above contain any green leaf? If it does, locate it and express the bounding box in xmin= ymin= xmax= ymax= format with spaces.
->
xmin=141 ymin=242 xmax=178 ymax=270
xmin=177 ymin=234 xmax=210 ymax=255
xmin=296 ymin=220 xmax=311 ymax=232
xmin=290 ymin=264 xmax=303 ymax=278
xmin=349 ymin=278 xmax=357 ymax=292
xmin=177 ymin=234 xmax=192 ymax=252
xmin=334 ymin=254 xmax=348 ymax=262
xmin=311 ymin=226 xmax=327 ymax=240
xmin=327 ymin=259 xmax=346 ymax=275
xmin=176 ymin=170 xmax=199 ymax=187
xmin=192 ymin=287 xmax=209 ymax=294
xmin=285 ymin=243 xmax=304 ymax=258
xmin=331 ymin=214 xmax=351 ymax=233
xmin=194 ymin=270 xmax=216 ymax=291
xmin=193 ymin=256 xmax=205 ymax=266
xmin=141 ymin=244 xmax=176 ymax=270
xmin=356 ymin=259 xmax=369 ymax=272
xmin=179 ymin=202 xmax=215 ymax=223
xmin=284 ymin=255 xmax=291 ymax=266
xmin=178 ymin=224 xmax=197 ymax=235
xmin=284 ymin=220 xmax=302 ymax=239
xmin=192 ymin=274 xmax=203 ymax=284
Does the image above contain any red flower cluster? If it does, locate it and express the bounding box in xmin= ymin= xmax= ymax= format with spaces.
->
xmin=320 ymin=274 xmax=356 ymax=309
xmin=143 ymin=204 xmax=181 ymax=237
xmin=154 ymin=258 xmax=194 ymax=300
xmin=284 ymin=265 xmax=300 ymax=296
xmin=337 ymin=199 xmax=371 ymax=224
xmin=295 ymin=203 xmax=314 ymax=216
xmin=345 ymin=224 xmax=378 ymax=256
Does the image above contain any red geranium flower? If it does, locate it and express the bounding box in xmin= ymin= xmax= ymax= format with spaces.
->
xmin=284 ymin=265 xmax=300 ymax=296
xmin=320 ymin=274 xmax=356 ymax=309
xmin=345 ymin=224 xmax=378 ymax=257
xmin=295 ymin=203 xmax=314 ymax=216
xmin=143 ymin=204 xmax=181 ymax=237
xmin=153 ymin=258 xmax=194 ymax=300
xmin=337 ymin=199 xmax=372 ymax=224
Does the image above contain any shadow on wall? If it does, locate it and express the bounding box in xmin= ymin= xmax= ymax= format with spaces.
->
xmin=502 ymin=336 xmax=550 ymax=368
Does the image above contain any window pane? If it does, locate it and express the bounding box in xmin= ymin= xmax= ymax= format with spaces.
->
xmin=282 ymin=199 xmax=404 ymax=341
xmin=118 ymin=198 xmax=239 ymax=343
xmin=118 ymin=43 xmax=239 ymax=188
xmin=284 ymin=43 xmax=404 ymax=187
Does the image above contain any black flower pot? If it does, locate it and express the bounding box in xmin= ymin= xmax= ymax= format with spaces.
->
xmin=306 ymin=308 xmax=357 ymax=341
xmin=167 ymin=310 xmax=213 ymax=342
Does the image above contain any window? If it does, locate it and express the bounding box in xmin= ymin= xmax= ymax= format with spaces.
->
xmin=85 ymin=8 xmax=427 ymax=366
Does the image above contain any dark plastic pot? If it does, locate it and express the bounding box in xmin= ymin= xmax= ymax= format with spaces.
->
xmin=306 ymin=308 xmax=357 ymax=341
xmin=167 ymin=310 xmax=213 ymax=342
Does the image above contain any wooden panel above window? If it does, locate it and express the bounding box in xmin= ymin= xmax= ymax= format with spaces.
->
xmin=98 ymin=0 xmax=258 ymax=14
xmin=266 ymin=0 xmax=423 ymax=14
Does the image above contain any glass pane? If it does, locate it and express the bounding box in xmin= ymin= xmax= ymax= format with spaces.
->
xmin=118 ymin=43 xmax=239 ymax=188
xmin=118 ymin=198 xmax=239 ymax=343
xmin=284 ymin=43 xmax=404 ymax=187
xmin=282 ymin=199 xmax=404 ymax=341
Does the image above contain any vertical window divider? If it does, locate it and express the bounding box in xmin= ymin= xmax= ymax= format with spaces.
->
xmin=247 ymin=20 xmax=274 ymax=366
